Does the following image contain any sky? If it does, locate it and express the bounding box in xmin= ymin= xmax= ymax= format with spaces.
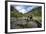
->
xmin=13 ymin=5 xmax=37 ymax=14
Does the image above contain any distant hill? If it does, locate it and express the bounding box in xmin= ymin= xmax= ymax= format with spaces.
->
xmin=25 ymin=6 xmax=42 ymax=17
xmin=10 ymin=6 xmax=24 ymax=17
xmin=32 ymin=6 xmax=42 ymax=16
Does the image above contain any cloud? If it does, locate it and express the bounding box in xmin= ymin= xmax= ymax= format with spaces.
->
xmin=14 ymin=5 xmax=36 ymax=13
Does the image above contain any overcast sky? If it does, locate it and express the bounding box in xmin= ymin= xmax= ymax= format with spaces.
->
xmin=13 ymin=5 xmax=38 ymax=14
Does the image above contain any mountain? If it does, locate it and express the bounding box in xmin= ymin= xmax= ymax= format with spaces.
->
xmin=25 ymin=6 xmax=42 ymax=17
xmin=10 ymin=6 xmax=24 ymax=18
